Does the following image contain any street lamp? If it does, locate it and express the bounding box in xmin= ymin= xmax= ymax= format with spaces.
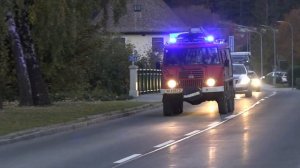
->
xmin=261 ymin=25 xmax=277 ymax=86
xmin=277 ymin=21 xmax=294 ymax=90
xmin=234 ymin=25 xmax=264 ymax=77
xmin=247 ymin=30 xmax=263 ymax=77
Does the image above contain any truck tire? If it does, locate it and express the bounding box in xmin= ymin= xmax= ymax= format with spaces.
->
xmin=163 ymin=94 xmax=183 ymax=116
xmin=228 ymin=87 xmax=235 ymax=112
xmin=217 ymin=94 xmax=229 ymax=115
xmin=227 ymin=97 xmax=235 ymax=113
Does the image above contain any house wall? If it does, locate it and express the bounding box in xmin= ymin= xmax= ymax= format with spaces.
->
xmin=122 ymin=34 xmax=170 ymax=57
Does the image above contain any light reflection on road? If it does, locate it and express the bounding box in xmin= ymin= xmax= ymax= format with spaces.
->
xmin=208 ymin=128 xmax=217 ymax=168
xmin=252 ymin=91 xmax=262 ymax=99
xmin=242 ymin=108 xmax=250 ymax=164
xmin=167 ymin=144 xmax=178 ymax=168
xmin=207 ymin=101 xmax=218 ymax=113
xmin=208 ymin=146 xmax=217 ymax=167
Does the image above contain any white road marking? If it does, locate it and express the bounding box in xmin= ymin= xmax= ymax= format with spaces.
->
xmin=208 ymin=122 xmax=220 ymax=127
xmin=154 ymin=140 xmax=175 ymax=148
xmin=225 ymin=115 xmax=237 ymax=120
xmin=185 ymin=130 xmax=200 ymax=136
xmin=114 ymin=154 xmax=141 ymax=164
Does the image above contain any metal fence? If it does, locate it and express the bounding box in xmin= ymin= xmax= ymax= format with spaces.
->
xmin=137 ymin=69 xmax=162 ymax=94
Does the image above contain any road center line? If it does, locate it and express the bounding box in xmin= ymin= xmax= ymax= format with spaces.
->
xmin=154 ymin=140 xmax=175 ymax=148
xmin=208 ymin=122 xmax=220 ymax=127
xmin=225 ymin=114 xmax=236 ymax=120
xmin=185 ymin=130 xmax=200 ymax=136
xmin=113 ymin=154 xmax=142 ymax=164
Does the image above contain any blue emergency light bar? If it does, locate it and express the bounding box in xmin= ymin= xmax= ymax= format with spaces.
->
xmin=169 ymin=32 xmax=216 ymax=44
xmin=169 ymin=32 xmax=185 ymax=43
xmin=204 ymin=35 xmax=214 ymax=42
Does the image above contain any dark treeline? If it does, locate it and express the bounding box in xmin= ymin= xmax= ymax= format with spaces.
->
xmin=164 ymin=0 xmax=300 ymax=25
xmin=165 ymin=0 xmax=300 ymax=76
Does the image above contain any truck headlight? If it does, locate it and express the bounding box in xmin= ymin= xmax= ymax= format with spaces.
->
xmin=206 ymin=78 xmax=216 ymax=87
xmin=240 ymin=76 xmax=250 ymax=85
xmin=167 ymin=79 xmax=177 ymax=89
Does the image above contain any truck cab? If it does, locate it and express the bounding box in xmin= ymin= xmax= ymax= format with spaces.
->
xmin=161 ymin=31 xmax=235 ymax=116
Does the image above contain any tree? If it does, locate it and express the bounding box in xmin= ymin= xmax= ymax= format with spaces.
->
xmin=278 ymin=9 xmax=300 ymax=66
xmin=172 ymin=5 xmax=221 ymax=28
xmin=18 ymin=0 xmax=50 ymax=105
xmin=6 ymin=11 xmax=33 ymax=106
xmin=0 ymin=0 xmax=133 ymax=103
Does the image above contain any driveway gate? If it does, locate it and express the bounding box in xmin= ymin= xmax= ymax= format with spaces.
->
xmin=137 ymin=69 xmax=162 ymax=94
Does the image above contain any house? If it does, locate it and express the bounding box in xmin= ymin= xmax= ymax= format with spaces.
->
xmin=106 ymin=0 xmax=189 ymax=58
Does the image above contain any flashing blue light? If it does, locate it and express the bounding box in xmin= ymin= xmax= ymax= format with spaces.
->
xmin=169 ymin=32 xmax=185 ymax=43
xmin=169 ymin=37 xmax=177 ymax=43
xmin=205 ymin=35 xmax=215 ymax=42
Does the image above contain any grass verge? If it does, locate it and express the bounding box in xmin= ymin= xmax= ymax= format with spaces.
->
xmin=0 ymin=101 xmax=147 ymax=136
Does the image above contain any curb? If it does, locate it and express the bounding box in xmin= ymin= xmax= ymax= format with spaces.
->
xmin=0 ymin=103 xmax=162 ymax=146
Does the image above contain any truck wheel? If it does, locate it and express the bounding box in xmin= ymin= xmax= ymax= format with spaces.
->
xmin=176 ymin=102 xmax=183 ymax=114
xmin=227 ymin=97 xmax=235 ymax=113
xmin=245 ymin=90 xmax=252 ymax=97
xmin=217 ymin=95 xmax=229 ymax=115
xmin=163 ymin=94 xmax=183 ymax=116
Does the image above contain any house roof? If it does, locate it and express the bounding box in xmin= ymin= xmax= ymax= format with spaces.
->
xmin=106 ymin=0 xmax=189 ymax=34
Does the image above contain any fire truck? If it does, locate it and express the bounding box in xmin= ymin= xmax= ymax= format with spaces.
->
xmin=160 ymin=30 xmax=235 ymax=116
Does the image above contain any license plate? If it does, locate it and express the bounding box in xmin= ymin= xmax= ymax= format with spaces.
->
xmin=163 ymin=89 xmax=183 ymax=94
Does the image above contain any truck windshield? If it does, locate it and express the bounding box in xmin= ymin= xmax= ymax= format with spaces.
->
xmin=164 ymin=47 xmax=220 ymax=66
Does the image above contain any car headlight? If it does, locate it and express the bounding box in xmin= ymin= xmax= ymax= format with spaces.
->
xmin=240 ymin=76 xmax=250 ymax=85
xmin=206 ymin=78 xmax=216 ymax=87
xmin=251 ymin=78 xmax=261 ymax=87
xmin=167 ymin=79 xmax=177 ymax=89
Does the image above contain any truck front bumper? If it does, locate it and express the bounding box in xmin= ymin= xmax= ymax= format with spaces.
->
xmin=161 ymin=86 xmax=224 ymax=104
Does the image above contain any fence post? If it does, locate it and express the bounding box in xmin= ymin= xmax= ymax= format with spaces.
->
xmin=129 ymin=65 xmax=139 ymax=97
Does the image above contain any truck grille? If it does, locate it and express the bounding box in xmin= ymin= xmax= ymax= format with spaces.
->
xmin=179 ymin=70 xmax=203 ymax=79
xmin=179 ymin=79 xmax=202 ymax=88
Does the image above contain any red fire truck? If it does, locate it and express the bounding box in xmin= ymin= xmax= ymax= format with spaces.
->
xmin=160 ymin=30 xmax=235 ymax=116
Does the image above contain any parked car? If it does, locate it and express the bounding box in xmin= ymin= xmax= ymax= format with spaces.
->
xmin=248 ymin=71 xmax=261 ymax=92
xmin=233 ymin=64 xmax=252 ymax=97
xmin=263 ymin=71 xmax=287 ymax=84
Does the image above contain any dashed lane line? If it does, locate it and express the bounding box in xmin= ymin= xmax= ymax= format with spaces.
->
xmin=154 ymin=140 xmax=175 ymax=148
xmin=113 ymin=154 xmax=142 ymax=164
xmin=184 ymin=130 xmax=200 ymax=136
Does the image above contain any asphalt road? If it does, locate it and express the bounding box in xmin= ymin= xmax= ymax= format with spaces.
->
xmin=0 ymin=89 xmax=300 ymax=168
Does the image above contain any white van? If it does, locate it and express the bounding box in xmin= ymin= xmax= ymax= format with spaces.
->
xmin=230 ymin=52 xmax=251 ymax=69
